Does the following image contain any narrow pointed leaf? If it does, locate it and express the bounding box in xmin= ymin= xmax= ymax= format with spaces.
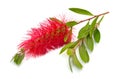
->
xmin=78 ymin=22 xmax=90 ymax=39
xmin=69 ymin=8 xmax=93 ymax=16
xmin=89 ymin=17 xmax=98 ymax=37
xmin=79 ymin=42 xmax=89 ymax=63
xmin=69 ymin=56 xmax=73 ymax=72
xmin=94 ymin=28 xmax=101 ymax=43
xmin=98 ymin=16 xmax=104 ymax=25
xmin=85 ymin=35 xmax=94 ymax=51
xmin=60 ymin=42 xmax=75 ymax=54
xmin=66 ymin=21 xmax=78 ymax=28
xmin=72 ymin=52 xmax=83 ymax=69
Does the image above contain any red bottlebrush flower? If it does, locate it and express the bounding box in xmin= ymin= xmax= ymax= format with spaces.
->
xmin=19 ymin=17 xmax=72 ymax=57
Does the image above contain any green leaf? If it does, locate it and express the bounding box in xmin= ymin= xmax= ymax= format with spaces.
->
xmin=69 ymin=8 xmax=93 ymax=16
xmin=89 ymin=17 xmax=98 ymax=37
xmin=59 ymin=42 xmax=75 ymax=54
xmin=85 ymin=35 xmax=94 ymax=51
xmin=78 ymin=21 xmax=90 ymax=39
xmin=67 ymin=48 xmax=74 ymax=56
xmin=98 ymin=16 xmax=104 ymax=25
xmin=72 ymin=52 xmax=83 ymax=69
xmin=11 ymin=53 xmax=25 ymax=65
xmin=12 ymin=54 xmax=19 ymax=63
xmin=69 ymin=56 xmax=73 ymax=72
xmin=17 ymin=54 xmax=25 ymax=65
xmin=94 ymin=28 xmax=101 ymax=43
xmin=66 ymin=21 xmax=78 ymax=28
xmin=79 ymin=42 xmax=89 ymax=63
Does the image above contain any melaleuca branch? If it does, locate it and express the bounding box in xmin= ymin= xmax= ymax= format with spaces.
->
xmin=71 ymin=12 xmax=108 ymax=49
xmin=65 ymin=11 xmax=109 ymax=52
xmin=73 ymin=12 xmax=109 ymax=50
xmin=61 ymin=10 xmax=109 ymax=72
xmin=11 ymin=7 xmax=109 ymax=72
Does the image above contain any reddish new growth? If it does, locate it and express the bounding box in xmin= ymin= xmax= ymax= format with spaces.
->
xmin=19 ymin=18 xmax=72 ymax=57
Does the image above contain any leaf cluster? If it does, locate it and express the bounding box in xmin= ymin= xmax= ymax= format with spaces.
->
xmin=60 ymin=8 xmax=104 ymax=72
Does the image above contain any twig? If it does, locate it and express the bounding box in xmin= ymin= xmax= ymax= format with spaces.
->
xmin=78 ymin=12 xmax=109 ymax=23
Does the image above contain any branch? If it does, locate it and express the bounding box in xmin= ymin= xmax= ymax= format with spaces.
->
xmin=78 ymin=12 xmax=109 ymax=23
xmin=73 ymin=11 xmax=109 ymax=50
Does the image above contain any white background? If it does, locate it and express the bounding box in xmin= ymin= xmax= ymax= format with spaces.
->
xmin=0 ymin=0 xmax=120 ymax=79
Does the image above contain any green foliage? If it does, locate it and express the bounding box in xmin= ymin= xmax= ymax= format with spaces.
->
xmin=78 ymin=22 xmax=90 ymax=39
xmin=11 ymin=48 xmax=25 ymax=65
xmin=94 ymin=28 xmax=101 ymax=43
xmin=60 ymin=8 xmax=109 ymax=71
xmin=69 ymin=8 xmax=93 ymax=16
xmin=66 ymin=21 xmax=78 ymax=28
xmin=72 ymin=52 xmax=83 ymax=69
xmin=89 ymin=17 xmax=98 ymax=37
xmin=11 ymin=53 xmax=25 ymax=65
xmin=79 ymin=42 xmax=89 ymax=63
xmin=59 ymin=8 xmax=109 ymax=71
xmin=61 ymin=13 xmax=106 ymax=71
xmin=60 ymin=42 xmax=75 ymax=54
xmin=69 ymin=41 xmax=78 ymax=48
xmin=85 ymin=35 xmax=94 ymax=51
xmin=69 ymin=56 xmax=73 ymax=72
xmin=98 ymin=16 xmax=104 ymax=25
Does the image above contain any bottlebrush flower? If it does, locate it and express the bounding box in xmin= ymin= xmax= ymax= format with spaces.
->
xmin=18 ymin=17 xmax=72 ymax=57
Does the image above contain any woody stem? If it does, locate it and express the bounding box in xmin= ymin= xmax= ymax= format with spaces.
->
xmin=78 ymin=11 xmax=109 ymax=23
